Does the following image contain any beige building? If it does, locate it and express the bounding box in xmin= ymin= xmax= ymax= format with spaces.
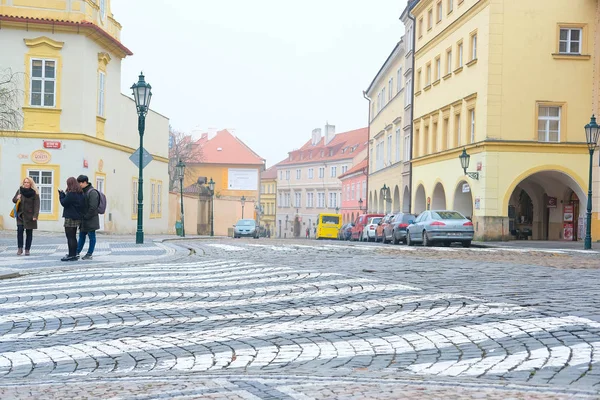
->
xmin=276 ymin=125 xmax=368 ymax=238
xmin=365 ymin=37 xmax=410 ymax=215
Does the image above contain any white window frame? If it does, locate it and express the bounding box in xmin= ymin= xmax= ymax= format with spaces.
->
xmin=538 ymin=105 xmax=561 ymax=142
xmin=295 ymin=192 xmax=301 ymax=208
xmin=28 ymin=169 xmax=54 ymax=214
xmin=458 ymin=42 xmax=464 ymax=67
xmin=328 ymin=192 xmax=337 ymax=208
xmin=296 ymin=169 xmax=301 ymax=180
xmin=395 ymin=128 xmax=401 ymax=163
xmin=389 ymin=78 xmax=393 ymax=100
xmin=98 ymin=71 xmax=105 ymax=117
xmin=341 ymin=165 xmax=348 ymax=174
xmin=469 ymin=109 xmax=475 ymax=143
xmin=285 ymin=170 xmax=290 ymax=180
xmin=356 ymin=182 xmax=360 ymax=200
xmin=448 ymin=0 xmax=453 ymax=13
xmin=100 ymin=0 xmax=106 ymax=18
xmin=405 ymin=77 xmax=412 ymax=105
xmin=436 ymin=57 xmax=441 ymax=80
xmin=330 ymin=166 xmax=337 ymax=177
xmin=30 ymin=58 xmax=56 ymax=107
xmin=351 ymin=183 xmax=355 ymax=200
xmin=317 ymin=192 xmax=325 ymax=208
xmin=397 ymin=68 xmax=403 ymax=92
xmin=404 ymin=134 xmax=411 ymax=161
xmin=387 ymin=134 xmax=392 ymax=165
xmin=157 ymin=183 xmax=162 ymax=215
xmin=559 ymin=28 xmax=582 ymax=55
xmin=471 ymin=34 xmax=478 ymax=60
xmin=437 ymin=1 xmax=443 ymax=22
xmin=151 ymin=182 xmax=156 ymax=214
xmin=446 ymin=49 xmax=452 ymax=74
xmin=362 ymin=180 xmax=367 ymax=199
xmin=318 ymin=167 xmax=325 ymax=178
xmin=308 ymin=168 xmax=314 ymax=179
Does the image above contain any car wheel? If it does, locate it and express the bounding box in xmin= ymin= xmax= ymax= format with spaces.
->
xmin=423 ymin=231 xmax=431 ymax=247
xmin=462 ymin=240 xmax=472 ymax=248
xmin=392 ymin=231 xmax=399 ymax=245
xmin=406 ymin=231 xmax=413 ymax=246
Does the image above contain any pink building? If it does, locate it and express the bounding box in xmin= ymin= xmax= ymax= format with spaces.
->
xmin=339 ymin=158 xmax=368 ymax=224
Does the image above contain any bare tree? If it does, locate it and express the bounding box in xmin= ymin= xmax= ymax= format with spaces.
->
xmin=168 ymin=126 xmax=204 ymax=191
xmin=0 ymin=68 xmax=23 ymax=134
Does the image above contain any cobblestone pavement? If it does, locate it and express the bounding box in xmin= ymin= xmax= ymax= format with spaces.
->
xmin=0 ymin=238 xmax=599 ymax=399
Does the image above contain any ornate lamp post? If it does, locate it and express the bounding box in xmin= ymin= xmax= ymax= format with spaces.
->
xmin=358 ymin=198 xmax=363 ymax=213
xmin=207 ymin=177 xmax=215 ymax=236
xmin=584 ymin=115 xmax=600 ymax=249
xmin=241 ymin=195 xmax=246 ymax=219
xmin=458 ymin=148 xmax=480 ymax=180
xmin=176 ymin=159 xmax=186 ymax=237
xmin=131 ymin=72 xmax=152 ymax=244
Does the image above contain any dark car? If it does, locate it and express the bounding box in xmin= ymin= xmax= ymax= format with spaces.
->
xmin=233 ymin=219 xmax=260 ymax=239
xmin=338 ymin=223 xmax=353 ymax=240
xmin=383 ymin=212 xmax=417 ymax=244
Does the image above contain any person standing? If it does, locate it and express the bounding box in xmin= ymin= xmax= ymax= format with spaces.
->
xmin=76 ymin=175 xmax=100 ymax=260
xmin=12 ymin=177 xmax=40 ymax=256
xmin=59 ymin=177 xmax=84 ymax=261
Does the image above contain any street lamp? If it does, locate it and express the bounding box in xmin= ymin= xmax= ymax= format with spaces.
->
xmin=584 ymin=115 xmax=600 ymax=249
xmin=241 ymin=195 xmax=246 ymax=219
xmin=207 ymin=177 xmax=215 ymax=236
xmin=335 ymin=206 xmax=339 ymax=214
xmin=459 ymin=148 xmax=480 ymax=180
xmin=358 ymin=198 xmax=363 ymax=212
xmin=131 ymin=72 xmax=152 ymax=244
xmin=176 ymin=159 xmax=186 ymax=237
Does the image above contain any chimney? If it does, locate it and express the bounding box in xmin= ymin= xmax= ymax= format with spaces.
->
xmin=190 ymin=126 xmax=204 ymax=141
xmin=325 ymin=123 xmax=336 ymax=145
xmin=208 ymin=127 xmax=218 ymax=140
xmin=311 ymin=128 xmax=322 ymax=146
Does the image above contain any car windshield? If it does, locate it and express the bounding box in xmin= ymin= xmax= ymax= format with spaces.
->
xmin=321 ymin=215 xmax=339 ymax=224
xmin=369 ymin=217 xmax=382 ymax=224
xmin=432 ymin=211 xmax=465 ymax=220
xmin=236 ymin=219 xmax=256 ymax=226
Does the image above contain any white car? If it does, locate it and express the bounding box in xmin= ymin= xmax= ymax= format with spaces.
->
xmin=362 ymin=217 xmax=383 ymax=242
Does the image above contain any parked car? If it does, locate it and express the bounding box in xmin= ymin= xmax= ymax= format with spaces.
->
xmin=406 ymin=210 xmax=474 ymax=247
xmin=338 ymin=223 xmax=353 ymax=240
xmin=361 ymin=216 xmax=383 ymax=242
xmin=351 ymin=213 xmax=384 ymax=241
xmin=233 ymin=219 xmax=260 ymax=239
xmin=383 ymin=212 xmax=417 ymax=244
xmin=375 ymin=214 xmax=395 ymax=242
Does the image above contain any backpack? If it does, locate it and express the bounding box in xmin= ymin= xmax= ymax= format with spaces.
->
xmin=87 ymin=189 xmax=107 ymax=215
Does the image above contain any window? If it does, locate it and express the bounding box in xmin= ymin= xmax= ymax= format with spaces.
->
xmin=446 ymin=49 xmax=452 ymax=74
xmin=30 ymin=59 xmax=56 ymax=107
xmin=469 ymin=109 xmax=475 ymax=143
xmin=308 ymin=168 xmax=314 ymax=179
xmin=397 ymin=68 xmax=403 ymax=92
xmin=356 ymin=182 xmax=361 ymax=200
xmin=151 ymin=181 xmax=156 ymax=214
xmin=387 ymin=134 xmax=392 ymax=164
xmin=416 ymin=69 xmax=422 ymax=91
xmin=457 ymin=41 xmax=464 ymax=68
xmin=362 ymin=180 xmax=366 ymax=199
xmin=404 ymin=134 xmax=411 ymax=161
xmin=389 ymin=78 xmax=393 ymax=100
xmin=261 ymin=184 xmax=265 ymax=194
xmin=98 ymin=71 xmax=105 ymax=116
xmin=28 ymin=170 xmax=53 ymax=213
xmin=382 ymin=87 xmax=386 ymax=107
xmin=428 ymin=9 xmax=433 ymax=30
xmin=100 ymin=0 xmax=106 ymax=18
xmin=455 ymin=113 xmax=462 ymax=146
xmin=370 ymin=147 xmax=374 ymax=170
xmin=559 ymin=28 xmax=582 ymax=54
xmin=330 ymin=166 xmax=337 ymax=177
xmin=285 ymin=170 xmax=290 ymax=180
xmin=317 ymin=192 xmax=325 ymax=208
xmin=328 ymin=192 xmax=338 ymax=208
xmin=538 ymin=105 xmax=561 ymax=142
xmin=341 ymin=165 xmax=348 ymax=174
xmin=307 ymin=192 xmax=314 ymax=207
xmin=448 ymin=0 xmax=454 ymax=13
xmin=470 ymin=33 xmax=478 ymax=60
xmin=419 ymin=18 xmax=423 ymax=37
xmin=426 ymin=63 xmax=432 ymax=86
xmin=437 ymin=1 xmax=442 ymax=22
xmin=435 ymin=56 xmax=441 ymax=81
xmin=351 ymin=183 xmax=355 ymax=200
xmin=443 ymin=118 xmax=449 ymax=151
xmin=405 ymin=77 xmax=412 ymax=105
xmin=407 ymin=27 xmax=413 ymax=52
xmin=150 ymin=179 xmax=163 ymax=218
xmin=157 ymin=182 xmax=162 ymax=216
xmin=318 ymin=167 xmax=325 ymax=178
xmin=279 ymin=171 xmax=283 ymax=180
xmin=295 ymin=192 xmax=301 ymax=208
xmin=132 ymin=178 xmax=138 ymax=218
xmin=296 ymin=169 xmax=301 ymax=180
xmin=395 ymin=129 xmax=401 ymax=163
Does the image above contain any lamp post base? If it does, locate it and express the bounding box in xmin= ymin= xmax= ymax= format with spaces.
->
xmin=136 ymin=231 xmax=144 ymax=244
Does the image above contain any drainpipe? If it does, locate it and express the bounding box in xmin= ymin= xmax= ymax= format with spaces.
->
xmin=407 ymin=8 xmax=416 ymax=214
xmin=363 ymin=90 xmax=371 ymax=213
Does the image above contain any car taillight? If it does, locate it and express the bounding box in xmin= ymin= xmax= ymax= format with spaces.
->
xmin=399 ymin=223 xmax=408 ymax=228
xmin=463 ymin=221 xmax=473 ymax=226
xmin=369 ymin=225 xmax=375 ymax=230
xmin=430 ymin=221 xmax=446 ymax=226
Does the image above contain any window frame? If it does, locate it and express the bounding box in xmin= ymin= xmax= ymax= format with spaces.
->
xmin=558 ymin=27 xmax=583 ymax=55
xmin=97 ymin=71 xmax=105 ymax=117
xmin=436 ymin=1 xmax=443 ymax=23
xmin=30 ymin=58 xmax=57 ymax=107
xmin=537 ymin=103 xmax=563 ymax=143
xmin=27 ymin=169 xmax=54 ymax=214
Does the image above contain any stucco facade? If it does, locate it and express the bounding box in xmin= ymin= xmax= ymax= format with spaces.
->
xmin=410 ymin=0 xmax=596 ymax=241
xmin=339 ymin=159 xmax=368 ymax=224
xmin=260 ymin=164 xmax=278 ymax=235
xmin=0 ymin=0 xmax=169 ymax=234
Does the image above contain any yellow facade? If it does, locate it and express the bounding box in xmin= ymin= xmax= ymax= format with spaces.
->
xmin=260 ymin=177 xmax=277 ymax=232
xmin=411 ymin=0 xmax=597 ymax=241
xmin=185 ymin=163 xmax=261 ymax=203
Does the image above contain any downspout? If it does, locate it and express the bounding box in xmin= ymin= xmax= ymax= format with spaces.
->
xmin=363 ymin=90 xmax=371 ymax=213
xmin=407 ymin=8 xmax=417 ymax=214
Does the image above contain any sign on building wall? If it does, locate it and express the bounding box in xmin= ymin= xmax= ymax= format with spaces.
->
xmin=228 ymin=168 xmax=258 ymax=191
xmin=31 ymin=150 xmax=51 ymax=164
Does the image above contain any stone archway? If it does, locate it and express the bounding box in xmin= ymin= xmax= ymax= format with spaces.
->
xmin=431 ymin=182 xmax=447 ymax=210
xmin=454 ymin=181 xmax=473 ymax=219
xmin=351 ymin=212 xmax=355 ymax=223
xmin=506 ymin=170 xmax=586 ymax=241
xmin=393 ymin=185 xmax=400 ymax=213
xmin=402 ymin=186 xmax=411 ymax=213
xmin=378 ymin=189 xmax=385 ymax=213
xmin=414 ymin=184 xmax=426 ymax=214
xmin=369 ymin=192 xmax=373 ymax=213
xmin=373 ymin=191 xmax=378 ymax=213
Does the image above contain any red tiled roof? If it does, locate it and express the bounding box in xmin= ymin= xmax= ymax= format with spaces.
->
xmin=189 ymin=129 xmax=265 ymax=166
xmin=278 ymin=127 xmax=368 ymax=166
xmin=0 ymin=14 xmax=133 ymax=56
xmin=339 ymin=157 xmax=368 ymax=180
xmin=261 ymin=163 xmax=281 ymax=180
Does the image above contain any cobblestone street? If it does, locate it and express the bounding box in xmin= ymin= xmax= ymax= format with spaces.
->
xmin=0 ymin=238 xmax=599 ymax=398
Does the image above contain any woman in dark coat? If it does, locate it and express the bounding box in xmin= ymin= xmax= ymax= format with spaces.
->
xmin=59 ymin=177 xmax=84 ymax=261
xmin=12 ymin=176 xmax=40 ymax=256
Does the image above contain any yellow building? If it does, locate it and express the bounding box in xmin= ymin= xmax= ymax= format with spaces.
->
xmin=260 ymin=164 xmax=278 ymax=235
xmin=365 ymin=38 xmax=412 ymax=214
xmin=410 ymin=0 xmax=596 ymax=241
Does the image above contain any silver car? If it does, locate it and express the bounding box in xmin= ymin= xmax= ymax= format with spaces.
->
xmin=233 ymin=219 xmax=259 ymax=239
xmin=406 ymin=210 xmax=474 ymax=247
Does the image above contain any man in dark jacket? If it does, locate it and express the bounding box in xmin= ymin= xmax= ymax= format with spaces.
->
xmin=76 ymin=175 xmax=100 ymax=260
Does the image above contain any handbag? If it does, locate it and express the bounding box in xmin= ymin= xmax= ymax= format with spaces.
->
xmin=9 ymin=199 xmax=20 ymax=218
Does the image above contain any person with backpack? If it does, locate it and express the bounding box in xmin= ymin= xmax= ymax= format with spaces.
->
xmin=59 ymin=177 xmax=84 ymax=261
xmin=76 ymin=175 xmax=101 ymax=260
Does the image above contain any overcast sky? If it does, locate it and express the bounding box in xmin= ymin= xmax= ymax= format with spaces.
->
xmin=112 ymin=0 xmax=406 ymax=167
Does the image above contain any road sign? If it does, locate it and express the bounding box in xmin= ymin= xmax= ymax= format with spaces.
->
xmin=129 ymin=147 xmax=153 ymax=170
